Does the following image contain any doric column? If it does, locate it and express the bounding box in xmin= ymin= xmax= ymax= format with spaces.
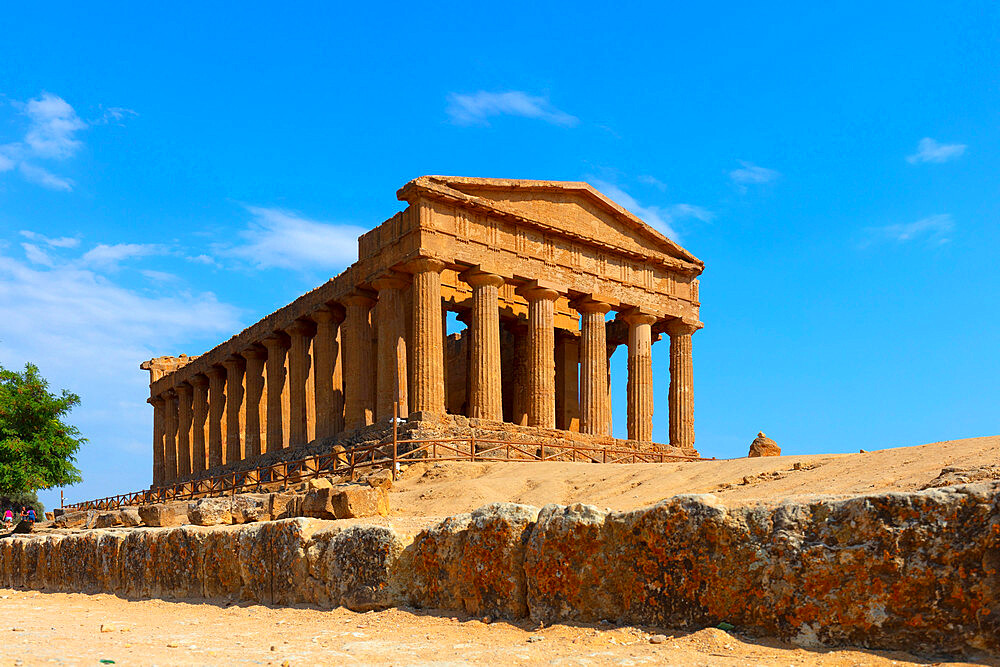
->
xmin=175 ymin=382 xmax=193 ymax=477
xmin=554 ymin=330 xmax=580 ymax=432
xmin=574 ymin=298 xmax=612 ymax=435
xmin=372 ymin=273 xmax=409 ymax=420
xmin=341 ymin=294 xmax=375 ymax=430
xmin=623 ymin=310 xmax=657 ymax=443
xmin=163 ymin=389 xmax=178 ymax=483
xmin=241 ymin=346 xmax=266 ymax=461
xmin=311 ymin=305 xmax=345 ymax=439
xmin=285 ymin=320 xmax=315 ymax=446
xmin=262 ymin=333 xmax=290 ymax=453
xmin=148 ymin=396 xmax=166 ymax=486
xmin=190 ymin=374 xmax=209 ymax=474
xmin=206 ymin=365 xmax=227 ymax=468
xmin=667 ymin=319 xmax=699 ymax=452
xmin=408 ymin=259 xmax=446 ymax=415
xmin=516 ymin=284 xmax=559 ymax=428
xmin=463 ymin=269 xmax=504 ymax=421
xmin=220 ymin=355 xmax=244 ymax=464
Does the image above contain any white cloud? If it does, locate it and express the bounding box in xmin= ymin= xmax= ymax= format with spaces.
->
xmin=0 ymin=240 xmax=242 ymax=504
xmin=81 ymin=243 xmax=166 ymax=269
xmin=140 ymin=269 xmax=180 ymax=283
xmin=226 ymin=205 xmax=366 ymax=271
xmin=21 ymin=243 xmax=55 ymax=267
xmin=18 ymin=162 xmax=74 ymax=191
xmin=637 ymin=174 xmax=668 ymax=191
xmin=907 ymin=137 xmax=966 ymax=164
xmin=863 ymin=214 xmax=954 ymax=246
xmin=446 ymin=91 xmax=579 ymax=127
xmin=19 ymin=230 xmax=80 ymax=248
xmin=591 ymin=180 xmax=712 ymax=241
xmin=97 ymin=107 xmax=138 ymax=126
xmin=0 ymin=151 xmax=14 ymax=172
xmin=23 ymin=92 xmax=87 ymax=159
xmin=729 ymin=161 xmax=779 ymax=189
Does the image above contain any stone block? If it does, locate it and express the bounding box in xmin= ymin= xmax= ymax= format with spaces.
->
xmin=120 ymin=508 xmax=143 ymax=527
xmin=364 ymin=468 xmax=394 ymax=491
xmin=269 ymin=492 xmax=300 ymax=519
xmin=312 ymin=525 xmax=405 ymax=611
xmin=748 ymin=431 xmax=781 ymax=457
xmin=54 ymin=510 xmax=87 ymax=529
xmin=138 ymin=502 xmax=189 ymax=527
xmin=188 ymin=497 xmax=233 ymax=526
xmin=94 ymin=511 xmax=124 ymax=528
xmin=301 ymin=484 xmax=389 ymax=520
xmin=231 ymin=494 xmax=271 ymax=523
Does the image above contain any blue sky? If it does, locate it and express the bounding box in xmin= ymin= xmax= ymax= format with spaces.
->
xmin=1 ymin=2 xmax=997 ymax=509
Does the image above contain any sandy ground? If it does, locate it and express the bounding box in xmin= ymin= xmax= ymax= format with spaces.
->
xmin=387 ymin=435 xmax=1000 ymax=518
xmin=0 ymin=588 xmax=990 ymax=667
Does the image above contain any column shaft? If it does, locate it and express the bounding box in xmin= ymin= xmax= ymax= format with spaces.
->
xmin=149 ymin=397 xmax=166 ymax=486
xmin=207 ymin=366 xmax=227 ymax=468
xmin=465 ymin=271 xmax=504 ymax=420
xmin=409 ymin=259 xmax=446 ymax=414
xmin=625 ymin=312 xmax=657 ymax=442
xmin=577 ymin=301 xmax=612 ymax=435
xmin=163 ymin=390 xmax=178 ymax=483
xmin=341 ymin=295 xmax=375 ymax=430
xmin=175 ymin=383 xmax=193 ymax=477
xmin=241 ymin=347 xmax=266 ymax=461
xmin=191 ymin=375 xmax=209 ymax=474
xmin=286 ymin=320 xmax=315 ymax=446
xmin=222 ymin=356 xmax=246 ymax=464
xmin=519 ymin=286 xmax=558 ymax=428
xmin=262 ymin=335 xmax=290 ymax=453
xmin=312 ymin=307 xmax=345 ymax=439
xmin=668 ymin=320 xmax=698 ymax=451
xmin=373 ymin=275 xmax=409 ymax=420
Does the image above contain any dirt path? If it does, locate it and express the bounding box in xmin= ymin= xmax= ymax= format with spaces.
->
xmin=0 ymin=588 xmax=989 ymax=666
xmin=388 ymin=435 xmax=1000 ymax=516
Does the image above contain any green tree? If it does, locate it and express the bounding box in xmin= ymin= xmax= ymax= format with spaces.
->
xmin=0 ymin=363 xmax=84 ymax=494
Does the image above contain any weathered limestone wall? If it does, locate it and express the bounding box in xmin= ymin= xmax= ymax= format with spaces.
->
xmin=5 ymin=483 xmax=996 ymax=657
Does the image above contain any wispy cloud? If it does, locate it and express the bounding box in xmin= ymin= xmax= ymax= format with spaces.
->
xmin=591 ymin=180 xmax=713 ymax=241
xmin=446 ymin=91 xmax=578 ymax=127
xmin=226 ymin=205 xmax=366 ymax=272
xmin=23 ymin=92 xmax=87 ymax=159
xmin=20 ymin=230 xmax=80 ymax=248
xmin=862 ymin=214 xmax=954 ymax=247
xmin=637 ymin=174 xmax=668 ymax=191
xmin=906 ymin=138 xmax=966 ymax=164
xmin=18 ymin=162 xmax=73 ymax=191
xmin=81 ymin=243 xmax=167 ymax=269
xmin=729 ymin=161 xmax=779 ymax=191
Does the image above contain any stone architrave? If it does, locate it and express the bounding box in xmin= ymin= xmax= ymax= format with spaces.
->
xmin=341 ymin=294 xmax=375 ymax=430
xmin=262 ymin=334 xmax=290 ymax=453
xmin=175 ymin=382 xmax=194 ymax=477
xmin=407 ymin=258 xmax=446 ymax=415
xmin=517 ymin=283 xmax=559 ymax=429
xmin=623 ymin=310 xmax=657 ymax=443
xmin=163 ymin=389 xmax=178 ymax=483
xmin=666 ymin=319 xmax=699 ymax=452
xmin=373 ymin=273 xmax=409 ymax=420
xmin=463 ymin=268 xmax=504 ymax=421
xmin=285 ymin=320 xmax=315 ymax=447
xmin=148 ymin=396 xmax=166 ymax=485
xmin=241 ymin=346 xmax=267 ymax=461
xmin=574 ymin=298 xmax=613 ymax=436
xmin=190 ymin=374 xmax=209 ymax=474
xmin=310 ymin=306 xmax=345 ymax=440
xmin=206 ymin=365 xmax=227 ymax=469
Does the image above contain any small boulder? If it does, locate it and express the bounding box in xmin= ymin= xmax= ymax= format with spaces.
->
xmin=44 ymin=512 xmax=54 ymax=521
xmin=269 ymin=492 xmax=300 ymax=520
xmin=748 ymin=431 xmax=781 ymax=457
xmin=94 ymin=511 xmax=124 ymax=528
xmin=307 ymin=477 xmax=334 ymax=491
xmin=54 ymin=510 xmax=87 ymax=529
xmin=120 ymin=508 xmax=143 ymax=527
xmin=363 ymin=469 xmax=394 ymax=491
xmin=188 ymin=497 xmax=233 ymax=526
xmin=231 ymin=494 xmax=271 ymax=523
xmin=301 ymin=484 xmax=389 ymax=520
xmin=138 ymin=502 xmax=188 ymax=527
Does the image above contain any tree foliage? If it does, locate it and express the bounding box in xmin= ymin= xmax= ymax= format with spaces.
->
xmin=0 ymin=490 xmax=44 ymax=514
xmin=0 ymin=363 xmax=84 ymax=494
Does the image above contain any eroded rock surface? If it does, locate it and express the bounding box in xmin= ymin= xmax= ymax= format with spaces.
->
xmin=748 ymin=431 xmax=781 ymax=457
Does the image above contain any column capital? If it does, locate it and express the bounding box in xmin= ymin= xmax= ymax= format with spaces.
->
xmin=402 ymin=257 xmax=446 ymax=274
xmin=310 ymin=303 xmax=345 ymax=325
xmin=221 ymin=354 xmax=247 ymax=370
xmin=461 ymin=268 xmax=505 ymax=289
xmin=175 ymin=381 xmax=193 ymax=397
xmin=570 ymin=295 xmax=615 ymax=314
xmin=240 ymin=344 xmax=267 ymax=361
xmin=339 ymin=290 xmax=376 ymax=309
xmin=189 ymin=373 xmax=209 ymax=388
xmin=205 ymin=364 xmax=227 ymax=380
xmin=516 ymin=280 xmax=559 ymax=302
xmin=665 ymin=318 xmax=702 ymax=336
xmin=371 ymin=271 xmax=410 ymax=292
xmin=163 ymin=387 xmax=178 ymax=399
xmin=621 ymin=308 xmax=658 ymax=326
xmin=148 ymin=395 xmax=166 ymax=407
xmin=284 ymin=318 xmax=317 ymax=338
xmin=262 ymin=332 xmax=291 ymax=350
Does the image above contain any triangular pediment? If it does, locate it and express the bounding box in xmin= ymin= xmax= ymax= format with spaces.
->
xmin=398 ymin=176 xmax=702 ymax=271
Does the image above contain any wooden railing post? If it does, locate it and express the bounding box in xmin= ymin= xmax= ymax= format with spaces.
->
xmin=392 ymin=401 xmax=399 ymax=481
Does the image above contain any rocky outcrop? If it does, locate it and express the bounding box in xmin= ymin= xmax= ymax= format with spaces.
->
xmin=2 ymin=482 xmax=997 ymax=657
xmin=748 ymin=431 xmax=781 ymax=457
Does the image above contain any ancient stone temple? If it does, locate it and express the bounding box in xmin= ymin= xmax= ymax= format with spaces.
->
xmin=142 ymin=176 xmax=704 ymax=486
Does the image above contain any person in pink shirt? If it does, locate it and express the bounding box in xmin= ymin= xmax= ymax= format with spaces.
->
xmin=2 ymin=508 xmax=13 ymax=528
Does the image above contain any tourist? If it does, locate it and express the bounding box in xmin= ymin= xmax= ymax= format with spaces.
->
xmin=2 ymin=508 xmax=12 ymax=528
xmin=25 ymin=507 xmax=36 ymax=524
